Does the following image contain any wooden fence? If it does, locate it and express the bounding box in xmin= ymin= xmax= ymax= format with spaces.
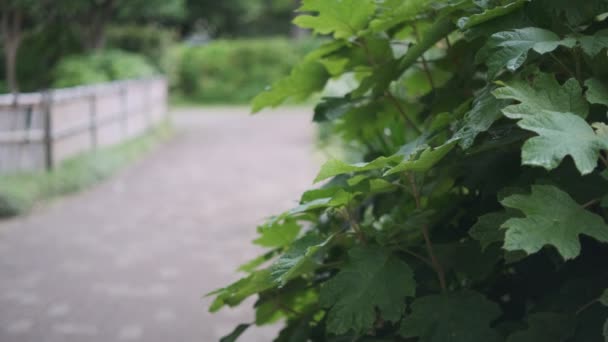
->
xmin=0 ymin=77 xmax=167 ymax=174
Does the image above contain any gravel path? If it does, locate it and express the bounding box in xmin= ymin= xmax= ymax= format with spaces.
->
xmin=0 ymin=107 xmax=319 ymax=342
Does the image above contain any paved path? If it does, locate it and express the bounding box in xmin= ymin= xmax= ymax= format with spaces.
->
xmin=0 ymin=107 xmax=319 ymax=342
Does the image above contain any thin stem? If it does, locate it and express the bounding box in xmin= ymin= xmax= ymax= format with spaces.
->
xmin=407 ymin=173 xmax=447 ymax=292
xmin=550 ymin=53 xmax=576 ymax=80
xmin=599 ymin=152 xmax=608 ymax=168
xmin=582 ymin=198 xmax=601 ymax=209
xmin=399 ymin=247 xmax=433 ymax=267
xmin=412 ymin=24 xmax=436 ymax=91
xmin=341 ymin=208 xmax=367 ymax=244
xmin=385 ymin=91 xmax=423 ymax=134
xmin=576 ymin=298 xmax=598 ymax=315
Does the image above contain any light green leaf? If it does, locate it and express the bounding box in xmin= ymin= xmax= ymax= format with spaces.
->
xmin=220 ymin=324 xmax=251 ymax=342
xmin=469 ymin=211 xmax=511 ymax=251
xmin=506 ymin=312 xmax=576 ymax=342
xmin=370 ymin=0 xmax=449 ymax=32
xmin=271 ymin=235 xmax=333 ymax=285
xmin=457 ymin=0 xmax=528 ymax=30
xmin=493 ymin=73 xmax=589 ymax=118
xmin=478 ymin=27 xmax=576 ymax=78
xmin=293 ymin=0 xmax=375 ymax=39
xmin=500 ymin=185 xmax=608 ymax=260
xmin=586 ymin=78 xmax=608 ymax=106
xmin=600 ymin=288 xmax=608 ymax=306
xmin=578 ymin=29 xmax=608 ymax=57
xmin=254 ymin=219 xmax=301 ymax=248
xmin=453 ymin=87 xmax=508 ymax=149
xmin=209 ymin=269 xmax=275 ymax=312
xmin=399 ymin=291 xmax=502 ymax=342
xmin=252 ymin=60 xmax=328 ymax=113
xmin=314 ymin=155 xmax=403 ymax=183
xmin=384 ymin=142 xmax=455 ymax=176
xmin=238 ymin=250 xmax=277 ymax=273
xmin=320 ymin=246 xmax=415 ymax=335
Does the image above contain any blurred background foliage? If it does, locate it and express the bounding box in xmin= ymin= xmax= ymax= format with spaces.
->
xmin=0 ymin=0 xmax=311 ymax=103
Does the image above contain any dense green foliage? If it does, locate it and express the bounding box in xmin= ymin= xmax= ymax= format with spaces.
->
xmin=0 ymin=122 xmax=171 ymax=218
xmin=210 ymin=0 xmax=608 ymax=341
xmin=175 ymin=38 xmax=320 ymax=104
xmin=106 ymin=25 xmax=177 ymax=71
xmin=52 ymin=50 xmax=157 ymax=88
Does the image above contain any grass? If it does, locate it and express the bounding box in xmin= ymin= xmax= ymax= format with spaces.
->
xmin=0 ymin=121 xmax=173 ymax=218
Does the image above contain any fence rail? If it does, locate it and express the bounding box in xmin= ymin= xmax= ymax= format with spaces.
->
xmin=0 ymin=77 xmax=168 ymax=174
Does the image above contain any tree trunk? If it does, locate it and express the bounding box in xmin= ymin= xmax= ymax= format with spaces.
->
xmin=80 ymin=0 xmax=115 ymax=51
xmin=1 ymin=9 xmax=22 ymax=95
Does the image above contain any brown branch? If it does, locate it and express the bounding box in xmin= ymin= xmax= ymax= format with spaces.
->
xmin=412 ymin=24 xmax=435 ymax=91
xmin=385 ymin=91 xmax=423 ymax=135
xmin=341 ymin=208 xmax=367 ymax=244
xmin=399 ymin=247 xmax=433 ymax=267
xmin=407 ymin=173 xmax=447 ymax=292
xmin=582 ymin=198 xmax=601 ymax=209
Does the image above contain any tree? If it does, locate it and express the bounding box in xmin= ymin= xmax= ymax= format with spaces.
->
xmin=211 ymin=0 xmax=608 ymax=340
xmin=0 ymin=0 xmax=41 ymax=94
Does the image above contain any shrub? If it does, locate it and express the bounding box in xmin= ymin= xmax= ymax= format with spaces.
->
xmin=211 ymin=0 xmax=608 ymax=341
xmin=53 ymin=50 xmax=157 ymax=88
xmin=106 ymin=25 xmax=177 ymax=71
xmin=175 ymin=38 xmax=321 ymax=104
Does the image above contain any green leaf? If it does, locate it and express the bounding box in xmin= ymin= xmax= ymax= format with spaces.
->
xmin=493 ymin=73 xmax=589 ymax=119
xmin=254 ymin=219 xmax=301 ymax=248
xmin=399 ymin=291 xmax=502 ymax=342
xmin=600 ymin=289 xmax=608 ymax=306
xmin=506 ymin=313 xmax=575 ymax=342
xmin=293 ymin=0 xmax=375 ymax=39
xmin=586 ymin=78 xmax=608 ymax=106
xmin=209 ymin=269 xmax=275 ymax=312
xmin=220 ymin=324 xmax=251 ymax=342
xmin=314 ymin=155 xmax=402 ymax=183
xmin=478 ymin=27 xmax=576 ymax=78
xmin=469 ymin=211 xmax=511 ymax=251
xmin=457 ymin=0 xmax=528 ymax=30
xmin=384 ymin=142 xmax=455 ymax=176
xmin=320 ymin=245 xmax=415 ymax=335
xmin=578 ymin=29 xmax=608 ymax=57
xmin=370 ymin=0 xmax=449 ymax=32
xmin=252 ymin=60 xmax=329 ymax=113
xmin=238 ymin=251 xmax=277 ymax=273
xmin=500 ymin=185 xmax=608 ymax=260
xmin=270 ymin=235 xmax=333 ymax=285
xmin=453 ymin=87 xmax=508 ymax=149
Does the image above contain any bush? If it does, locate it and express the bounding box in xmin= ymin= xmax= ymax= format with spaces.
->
xmin=211 ymin=1 xmax=608 ymax=341
xmin=53 ymin=50 xmax=157 ymax=88
xmin=175 ymin=38 xmax=321 ymax=104
xmin=106 ymin=25 xmax=177 ymax=71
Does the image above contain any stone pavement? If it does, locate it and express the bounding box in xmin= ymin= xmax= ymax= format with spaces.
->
xmin=0 ymin=107 xmax=319 ymax=342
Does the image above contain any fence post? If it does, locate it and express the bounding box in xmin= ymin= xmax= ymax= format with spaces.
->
xmin=89 ymin=93 xmax=97 ymax=150
xmin=42 ymin=91 xmax=54 ymax=171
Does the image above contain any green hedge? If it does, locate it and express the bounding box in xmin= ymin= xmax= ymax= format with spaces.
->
xmin=52 ymin=50 xmax=158 ymax=88
xmin=106 ymin=25 xmax=177 ymax=71
xmin=175 ymin=38 xmax=321 ymax=104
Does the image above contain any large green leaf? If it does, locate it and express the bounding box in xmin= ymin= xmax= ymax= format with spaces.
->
xmin=384 ymin=142 xmax=456 ymax=176
xmin=477 ymin=27 xmax=576 ymax=78
xmin=254 ymin=219 xmax=301 ymax=248
xmin=220 ymin=324 xmax=251 ymax=342
xmin=493 ymin=74 xmax=602 ymax=174
xmin=252 ymin=60 xmax=329 ymax=113
xmin=500 ymin=185 xmax=608 ymax=260
xmin=320 ymin=245 xmax=415 ymax=335
xmin=493 ymin=73 xmax=589 ymax=119
xmin=469 ymin=211 xmax=511 ymax=251
xmin=370 ymin=0 xmax=449 ymax=32
xmin=270 ymin=235 xmax=333 ymax=285
xmin=399 ymin=291 xmax=502 ymax=342
xmin=578 ymin=29 xmax=608 ymax=57
xmin=586 ymin=78 xmax=608 ymax=106
xmin=457 ymin=0 xmax=528 ymax=30
xmin=505 ymin=313 xmax=575 ymax=342
xmin=453 ymin=87 xmax=508 ymax=149
xmin=209 ymin=269 xmax=275 ymax=312
xmin=293 ymin=0 xmax=375 ymax=39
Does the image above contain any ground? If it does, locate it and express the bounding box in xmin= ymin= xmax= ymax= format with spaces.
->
xmin=0 ymin=107 xmax=319 ymax=342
